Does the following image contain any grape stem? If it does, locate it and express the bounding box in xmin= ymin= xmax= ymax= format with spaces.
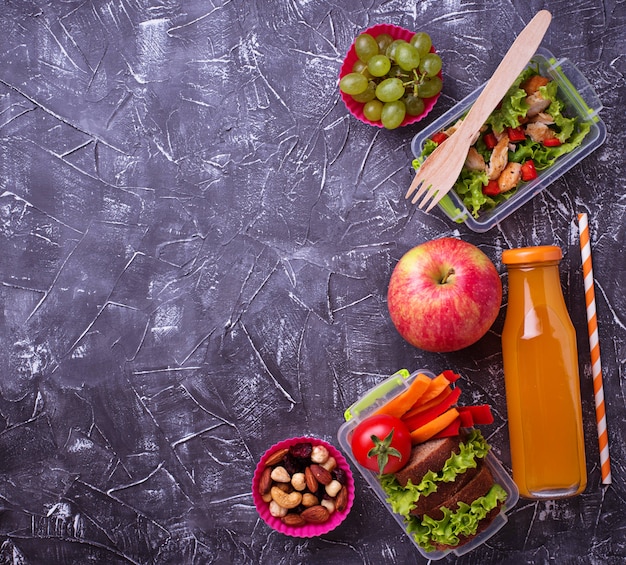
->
xmin=400 ymin=69 xmax=427 ymax=96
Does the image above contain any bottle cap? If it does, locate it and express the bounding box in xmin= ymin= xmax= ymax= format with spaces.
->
xmin=502 ymin=245 xmax=562 ymax=265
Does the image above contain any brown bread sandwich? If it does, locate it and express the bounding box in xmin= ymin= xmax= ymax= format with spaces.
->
xmin=379 ymin=429 xmax=508 ymax=552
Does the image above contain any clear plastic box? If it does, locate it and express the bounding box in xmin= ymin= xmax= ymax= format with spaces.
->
xmin=337 ymin=369 xmax=519 ymax=560
xmin=410 ymin=48 xmax=607 ymax=232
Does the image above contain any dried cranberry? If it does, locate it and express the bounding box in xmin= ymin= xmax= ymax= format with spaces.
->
xmin=333 ymin=467 xmax=347 ymax=485
xmin=282 ymin=453 xmax=300 ymax=475
xmin=289 ymin=442 xmax=312 ymax=460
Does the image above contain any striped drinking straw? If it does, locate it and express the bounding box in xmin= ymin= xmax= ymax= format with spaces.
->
xmin=578 ymin=213 xmax=611 ymax=485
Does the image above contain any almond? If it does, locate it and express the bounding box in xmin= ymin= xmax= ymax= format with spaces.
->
xmin=265 ymin=448 xmax=289 ymax=467
xmin=282 ymin=513 xmax=306 ymax=527
xmin=301 ymin=504 xmax=330 ymax=524
xmin=335 ymin=486 xmax=348 ymax=512
xmin=309 ymin=464 xmax=332 ymax=485
xmin=258 ymin=466 xmax=272 ymax=496
xmin=304 ymin=466 xmax=319 ymax=492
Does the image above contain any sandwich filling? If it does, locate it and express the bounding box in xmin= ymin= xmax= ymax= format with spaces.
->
xmin=380 ymin=429 xmax=508 ymax=551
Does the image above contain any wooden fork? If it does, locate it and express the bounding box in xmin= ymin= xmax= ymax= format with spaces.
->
xmin=406 ymin=10 xmax=552 ymax=212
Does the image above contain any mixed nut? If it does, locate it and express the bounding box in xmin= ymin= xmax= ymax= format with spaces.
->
xmin=258 ymin=441 xmax=349 ymax=526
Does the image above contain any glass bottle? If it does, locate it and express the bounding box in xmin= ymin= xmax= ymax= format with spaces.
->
xmin=501 ymin=245 xmax=586 ymax=499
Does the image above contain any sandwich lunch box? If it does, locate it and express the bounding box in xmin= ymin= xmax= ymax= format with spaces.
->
xmin=337 ymin=369 xmax=520 ymax=560
xmin=410 ymin=47 xmax=607 ymax=232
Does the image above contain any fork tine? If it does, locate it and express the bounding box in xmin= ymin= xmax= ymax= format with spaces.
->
xmin=424 ymin=185 xmax=451 ymax=211
xmin=416 ymin=184 xmax=440 ymax=209
xmin=405 ymin=167 xmax=429 ymax=200
xmin=409 ymin=178 xmax=433 ymax=204
xmin=405 ymin=143 xmax=443 ymax=200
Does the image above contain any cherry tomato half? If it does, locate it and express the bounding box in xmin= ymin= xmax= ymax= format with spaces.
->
xmin=351 ymin=414 xmax=412 ymax=475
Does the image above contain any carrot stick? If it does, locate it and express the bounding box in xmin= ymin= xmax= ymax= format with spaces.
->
xmin=417 ymin=373 xmax=452 ymax=404
xmin=410 ymin=408 xmax=460 ymax=444
xmin=402 ymin=385 xmax=453 ymax=420
xmin=374 ymin=373 xmax=432 ymax=419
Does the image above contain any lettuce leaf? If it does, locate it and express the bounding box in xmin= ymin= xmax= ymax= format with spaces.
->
xmin=380 ymin=429 xmax=490 ymax=519
xmin=406 ymin=484 xmax=508 ymax=552
xmin=509 ymin=121 xmax=591 ymax=170
xmin=452 ymin=170 xmax=491 ymax=218
xmin=485 ymin=67 xmax=535 ymax=133
xmin=540 ymin=80 xmax=575 ymax=142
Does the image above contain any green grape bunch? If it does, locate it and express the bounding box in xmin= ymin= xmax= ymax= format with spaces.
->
xmin=339 ymin=30 xmax=442 ymax=130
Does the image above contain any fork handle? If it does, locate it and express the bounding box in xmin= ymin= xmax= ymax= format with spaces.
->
xmin=459 ymin=10 xmax=552 ymax=136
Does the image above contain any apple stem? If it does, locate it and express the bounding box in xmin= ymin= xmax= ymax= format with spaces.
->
xmin=440 ymin=267 xmax=455 ymax=285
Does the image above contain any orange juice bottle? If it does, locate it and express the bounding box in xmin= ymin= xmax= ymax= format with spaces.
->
xmin=501 ymin=246 xmax=586 ymax=499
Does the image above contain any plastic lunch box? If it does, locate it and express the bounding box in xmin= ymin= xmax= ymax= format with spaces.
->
xmin=410 ymin=48 xmax=607 ymax=232
xmin=337 ymin=369 xmax=520 ymax=560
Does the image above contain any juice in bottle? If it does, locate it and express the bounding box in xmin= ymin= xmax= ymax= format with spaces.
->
xmin=501 ymin=246 xmax=586 ymax=499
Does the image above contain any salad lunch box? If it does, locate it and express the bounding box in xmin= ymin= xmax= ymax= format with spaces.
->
xmin=337 ymin=369 xmax=520 ymax=560
xmin=411 ymin=48 xmax=607 ymax=232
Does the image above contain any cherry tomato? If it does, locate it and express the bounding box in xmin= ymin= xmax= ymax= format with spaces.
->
xmin=482 ymin=179 xmax=501 ymax=196
xmin=483 ymin=132 xmax=498 ymax=149
xmin=520 ymin=160 xmax=538 ymax=181
xmin=351 ymin=414 xmax=412 ymax=475
xmin=430 ymin=131 xmax=448 ymax=145
xmin=506 ymin=126 xmax=526 ymax=142
xmin=543 ymin=137 xmax=563 ymax=147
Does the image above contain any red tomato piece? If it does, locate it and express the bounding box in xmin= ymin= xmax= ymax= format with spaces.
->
xmin=351 ymin=414 xmax=412 ymax=475
xmin=507 ymin=126 xmax=526 ymax=142
xmin=430 ymin=132 xmax=448 ymax=145
xmin=482 ymin=180 xmax=500 ymax=196
xmin=483 ymin=132 xmax=498 ymax=149
xmin=521 ymin=160 xmax=538 ymax=181
xmin=543 ymin=137 xmax=562 ymax=147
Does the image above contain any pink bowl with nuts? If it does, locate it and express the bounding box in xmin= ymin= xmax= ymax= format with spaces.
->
xmin=252 ymin=436 xmax=355 ymax=537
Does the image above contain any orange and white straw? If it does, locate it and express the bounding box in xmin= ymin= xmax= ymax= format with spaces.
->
xmin=578 ymin=213 xmax=611 ymax=485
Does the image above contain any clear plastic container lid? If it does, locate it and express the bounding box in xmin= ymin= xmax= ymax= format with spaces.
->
xmin=337 ymin=369 xmax=520 ymax=560
xmin=410 ymin=48 xmax=607 ymax=232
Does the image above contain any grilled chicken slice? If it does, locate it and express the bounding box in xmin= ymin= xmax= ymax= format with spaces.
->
xmin=465 ymin=147 xmax=486 ymax=171
xmin=521 ymin=74 xmax=550 ymax=95
xmin=525 ymin=91 xmax=551 ymax=117
xmin=487 ymin=135 xmax=510 ymax=180
xmin=529 ymin=111 xmax=555 ymax=125
xmin=497 ymin=162 xmax=523 ymax=192
xmin=444 ymin=119 xmax=464 ymax=137
xmin=525 ymin=122 xmax=557 ymax=143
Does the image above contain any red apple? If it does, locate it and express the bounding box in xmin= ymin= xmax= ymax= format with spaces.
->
xmin=387 ymin=237 xmax=502 ymax=352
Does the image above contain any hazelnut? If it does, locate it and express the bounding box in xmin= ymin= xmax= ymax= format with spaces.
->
xmin=310 ymin=445 xmax=330 ymax=464
xmin=325 ymin=479 xmax=342 ymax=498
xmin=321 ymin=456 xmax=337 ymax=472
xmin=269 ymin=500 xmax=288 ymax=518
xmin=270 ymin=466 xmax=291 ymax=483
xmin=321 ymin=498 xmax=335 ymax=514
xmin=291 ymin=472 xmax=307 ymax=491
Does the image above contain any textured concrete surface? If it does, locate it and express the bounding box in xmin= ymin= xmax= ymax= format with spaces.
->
xmin=0 ymin=1 xmax=624 ymax=563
